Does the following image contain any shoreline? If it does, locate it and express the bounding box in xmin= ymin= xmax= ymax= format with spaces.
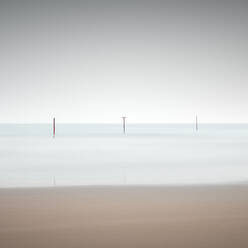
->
xmin=1 ymin=184 xmax=248 ymax=247
xmin=1 ymin=181 xmax=248 ymax=190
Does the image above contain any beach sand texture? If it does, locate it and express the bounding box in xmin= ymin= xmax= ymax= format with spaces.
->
xmin=1 ymin=185 xmax=248 ymax=248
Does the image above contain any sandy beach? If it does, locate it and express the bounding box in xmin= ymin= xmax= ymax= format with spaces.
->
xmin=0 ymin=185 xmax=248 ymax=248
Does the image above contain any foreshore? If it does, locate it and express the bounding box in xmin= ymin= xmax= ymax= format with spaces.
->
xmin=1 ymin=184 xmax=248 ymax=248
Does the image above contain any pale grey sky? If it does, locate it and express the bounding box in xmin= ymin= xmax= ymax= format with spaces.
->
xmin=0 ymin=0 xmax=248 ymax=123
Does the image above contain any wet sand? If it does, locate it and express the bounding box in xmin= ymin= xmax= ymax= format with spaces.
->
xmin=1 ymin=185 xmax=248 ymax=248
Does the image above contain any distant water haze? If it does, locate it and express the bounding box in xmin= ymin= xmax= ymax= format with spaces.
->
xmin=0 ymin=123 xmax=248 ymax=136
xmin=0 ymin=124 xmax=248 ymax=187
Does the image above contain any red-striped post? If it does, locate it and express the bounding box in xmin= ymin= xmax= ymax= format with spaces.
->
xmin=53 ymin=118 xmax=56 ymax=138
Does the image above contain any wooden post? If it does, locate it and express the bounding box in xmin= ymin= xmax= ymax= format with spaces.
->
xmin=196 ymin=115 xmax=198 ymax=131
xmin=121 ymin=117 xmax=127 ymax=134
xmin=53 ymin=118 xmax=56 ymax=138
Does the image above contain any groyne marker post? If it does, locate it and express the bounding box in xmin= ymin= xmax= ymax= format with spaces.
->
xmin=196 ymin=115 xmax=198 ymax=131
xmin=121 ymin=117 xmax=127 ymax=134
xmin=53 ymin=117 xmax=56 ymax=138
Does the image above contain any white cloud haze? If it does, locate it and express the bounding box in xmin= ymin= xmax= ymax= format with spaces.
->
xmin=0 ymin=0 xmax=248 ymax=123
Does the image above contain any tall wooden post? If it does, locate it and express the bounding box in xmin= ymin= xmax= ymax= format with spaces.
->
xmin=196 ymin=115 xmax=198 ymax=131
xmin=121 ymin=117 xmax=127 ymax=134
xmin=53 ymin=118 xmax=56 ymax=138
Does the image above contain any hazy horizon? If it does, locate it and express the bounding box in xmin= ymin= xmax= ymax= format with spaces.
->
xmin=1 ymin=121 xmax=248 ymax=124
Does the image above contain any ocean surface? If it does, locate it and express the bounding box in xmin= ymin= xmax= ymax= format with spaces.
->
xmin=0 ymin=123 xmax=248 ymax=188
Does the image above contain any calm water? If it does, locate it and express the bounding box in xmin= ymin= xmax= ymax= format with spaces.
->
xmin=0 ymin=123 xmax=248 ymax=136
xmin=0 ymin=124 xmax=248 ymax=187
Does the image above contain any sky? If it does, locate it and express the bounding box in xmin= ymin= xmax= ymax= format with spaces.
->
xmin=0 ymin=0 xmax=248 ymax=123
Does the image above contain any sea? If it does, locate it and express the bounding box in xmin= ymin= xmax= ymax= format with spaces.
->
xmin=0 ymin=123 xmax=248 ymax=188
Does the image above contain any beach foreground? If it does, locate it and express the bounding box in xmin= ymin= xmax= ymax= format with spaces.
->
xmin=1 ymin=185 xmax=248 ymax=248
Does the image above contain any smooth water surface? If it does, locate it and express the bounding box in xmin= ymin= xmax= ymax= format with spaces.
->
xmin=0 ymin=124 xmax=248 ymax=187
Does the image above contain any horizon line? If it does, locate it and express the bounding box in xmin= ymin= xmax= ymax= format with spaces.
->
xmin=0 ymin=122 xmax=248 ymax=125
